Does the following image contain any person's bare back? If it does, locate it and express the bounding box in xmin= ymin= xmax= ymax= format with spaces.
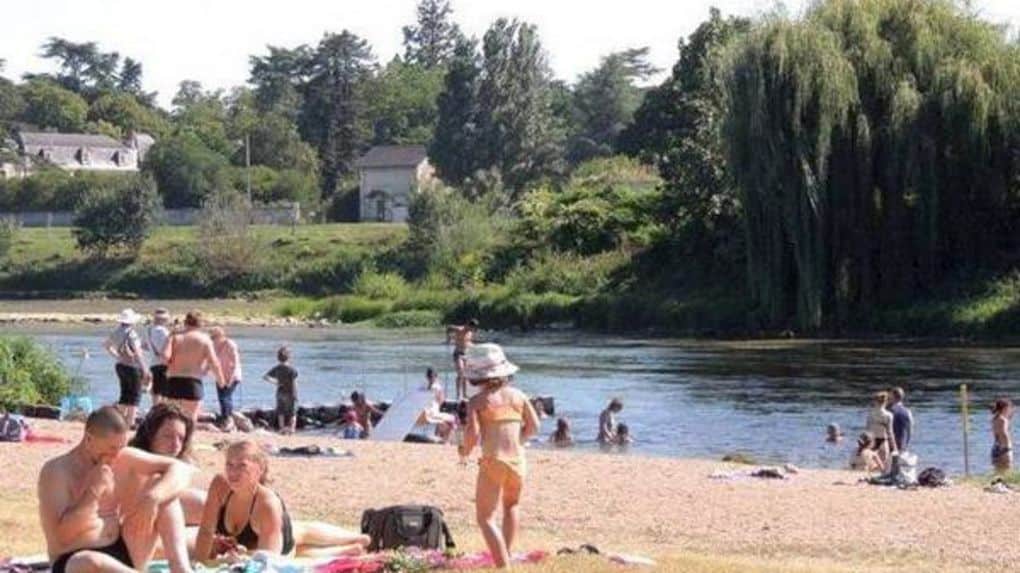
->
xmin=167 ymin=329 xmax=216 ymax=380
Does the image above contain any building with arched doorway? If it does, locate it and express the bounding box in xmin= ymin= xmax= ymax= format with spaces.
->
xmin=354 ymin=145 xmax=434 ymax=223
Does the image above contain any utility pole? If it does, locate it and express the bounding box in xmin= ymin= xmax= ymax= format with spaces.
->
xmin=245 ymin=132 xmax=252 ymax=204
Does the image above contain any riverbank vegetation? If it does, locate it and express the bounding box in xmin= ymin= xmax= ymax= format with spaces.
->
xmin=1 ymin=0 xmax=1018 ymax=337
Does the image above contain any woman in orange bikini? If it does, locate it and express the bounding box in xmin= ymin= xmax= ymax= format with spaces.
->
xmin=458 ymin=344 xmax=540 ymax=569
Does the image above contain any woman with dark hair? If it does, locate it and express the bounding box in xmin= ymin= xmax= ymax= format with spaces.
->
xmin=130 ymin=403 xmax=204 ymax=524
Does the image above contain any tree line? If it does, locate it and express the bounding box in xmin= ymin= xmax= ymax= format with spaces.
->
xmin=2 ymin=0 xmax=1018 ymax=333
xmin=0 ymin=0 xmax=654 ymax=214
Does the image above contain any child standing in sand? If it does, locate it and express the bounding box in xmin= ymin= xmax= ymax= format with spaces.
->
xmin=459 ymin=343 xmax=541 ymax=569
xmin=264 ymin=346 xmax=298 ymax=434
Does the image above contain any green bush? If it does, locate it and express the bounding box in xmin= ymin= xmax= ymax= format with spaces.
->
xmin=392 ymin=289 xmax=460 ymax=312
xmin=0 ymin=335 xmax=71 ymax=409
xmin=373 ymin=309 xmax=443 ymax=328
xmin=503 ymin=251 xmax=627 ymax=296
xmin=0 ymin=218 xmax=18 ymax=261
xmin=287 ymin=251 xmax=369 ymax=295
xmin=353 ymin=270 xmax=409 ymax=300
xmin=316 ymin=296 xmax=392 ymax=323
xmin=107 ymin=261 xmax=200 ymax=297
xmin=405 ymin=184 xmax=510 ymax=283
xmin=274 ymin=298 xmax=316 ymax=318
xmin=73 ymin=175 xmax=161 ymax=257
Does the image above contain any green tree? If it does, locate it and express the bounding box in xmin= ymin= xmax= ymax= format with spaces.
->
xmin=429 ymin=37 xmax=482 ymax=185
xmin=301 ymin=31 xmax=375 ymax=199
xmin=0 ymin=66 xmax=24 ymax=138
xmin=143 ymin=132 xmax=231 ymax=208
xmin=171 ymin=81 xmax=235 ymax=157
xmin=476 ymin=19 xmax=564 ymax=194
xmin=0 ymin=336 xmax=71 ymax=410
xmin=365 ymin=57 xmax=444 ymax=145
xmin=88 ymin=92 xmax=169 ymax=138
xmin=73 ymin=175 xmax=161 ymax=257
xmin=570 ymin=48 xmax=657 ymax=163
xmin=402 ymin=0 xmax=463 ymax=68
xmin=723 ymin=0 xmax=1020 ymax=330
xmin=620 ymin=9 xmax=750 ymax=281
xmin=249 ymin=45 xmax=312 ymax=119
xmin=20 ymin=80 xmax=88 ymax=132
xmin=37 ymin=37 xmax=122 ymax=95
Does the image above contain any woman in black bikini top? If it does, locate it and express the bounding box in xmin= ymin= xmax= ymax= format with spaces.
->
xmin=196 ymin=440 xmax=295 ymax=559
xmin=216 ymin=489 xmax=295 ymax=554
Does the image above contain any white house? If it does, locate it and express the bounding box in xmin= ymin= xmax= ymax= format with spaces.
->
xmin=354 ymin=145 xmax=433 ymax=223
xmin=0 ymin=130 xmax=154 ymax=179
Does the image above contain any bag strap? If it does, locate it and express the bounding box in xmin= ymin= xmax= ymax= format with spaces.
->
xmin=441 ymin=520 xmax=455 ymax=549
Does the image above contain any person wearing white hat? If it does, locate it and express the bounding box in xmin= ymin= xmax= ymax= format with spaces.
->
xmin=458 ymin=343 xmax=540 ymax=569
xmin=144 ymin=309 xmax=172 ymax=405
xmin=103 ymin=308 xmax=151 ymax=427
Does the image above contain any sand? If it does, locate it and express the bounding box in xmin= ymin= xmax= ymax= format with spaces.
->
xmin=1 ymin=420 xmax=1017 ymax=572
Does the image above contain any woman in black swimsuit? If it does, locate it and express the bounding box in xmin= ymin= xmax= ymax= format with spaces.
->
xmin=195 ymin=440 xmax=295 ymax=559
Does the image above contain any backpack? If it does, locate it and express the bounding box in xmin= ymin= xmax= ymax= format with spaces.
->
xmin=918 ymin=467 xmax=948 ymax=487
xmin=360 ymin=505 xmax=455 ymax=552
xmin=0 ymin=414 xmax=28 ymax=442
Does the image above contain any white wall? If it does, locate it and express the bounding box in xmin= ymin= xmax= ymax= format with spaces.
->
xmin=359 ymin=165 xmax=420 ymax=222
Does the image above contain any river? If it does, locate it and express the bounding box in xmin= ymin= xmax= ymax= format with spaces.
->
xmin=6 ymin=324 xmax=1019 ymax=474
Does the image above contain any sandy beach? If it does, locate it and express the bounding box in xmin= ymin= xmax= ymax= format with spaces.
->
xmin=0 ymin=420 xmax=1017 ymax=572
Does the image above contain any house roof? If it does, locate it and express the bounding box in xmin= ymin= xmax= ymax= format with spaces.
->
xmin=355 ymin=145 xmax=428 ymax=169
xmin=20 ymin=132 xmax=126 ymax=149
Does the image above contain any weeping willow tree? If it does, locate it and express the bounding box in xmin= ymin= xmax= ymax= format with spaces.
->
xmin=723 ymin=0 xmax=1020 ymax=331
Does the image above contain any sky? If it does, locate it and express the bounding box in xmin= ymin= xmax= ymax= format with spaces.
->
xmin=1 ymin=0 xmax=1018 ymax=110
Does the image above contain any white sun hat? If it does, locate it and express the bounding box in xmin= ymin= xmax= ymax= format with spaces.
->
xmin=116 ymin=308 xmax=142 ymax=325
xmin=463 ymin=343 xmax=520 ymax=380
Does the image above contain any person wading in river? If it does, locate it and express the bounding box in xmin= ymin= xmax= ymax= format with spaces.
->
xmin=163 ymin=311 xmax=225 ymax=422
xmin=446 ymin=319 xmax=479 ymax=401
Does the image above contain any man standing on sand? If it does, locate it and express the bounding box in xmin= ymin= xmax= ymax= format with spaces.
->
xmin=103 ymin=309 xmax=151 ymax=428
xmin=37 ymin=406 xmax=194 ymax=573
xmin=446 ymin=318 xmax=479 ymax=400
xmin=163 ymin=311 xmax=226 ymax=422
xmin=889 ymin=387 xmax=914 ymax=453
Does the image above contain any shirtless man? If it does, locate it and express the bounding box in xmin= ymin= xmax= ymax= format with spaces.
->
xmin=446 ymin=318 xmax=479 ymax=400
xmin=163 ymin=311 xmax=226 ymax=421
xmin=38 ymin=406 xmax=195 ymax=573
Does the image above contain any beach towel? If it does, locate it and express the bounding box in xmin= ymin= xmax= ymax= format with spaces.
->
xmin=313 ymin=550 xmax=547 ymax=572
xmin=268 ymin=445 xmax=354 ymax=458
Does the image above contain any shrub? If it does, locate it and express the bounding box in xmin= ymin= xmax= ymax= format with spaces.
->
xmin=392 ymin=289 xmax=460 ymax=312
xmin=274 ymin=298 xmax=316 ymax=318
xmin=405 ymin=184 xmax=510 ymax=283
xmin=317 ymin=296 xmax=392 ymax=323
xmin=193 ymin=190 xmax=262 ymax=283
xmin=73 ymin=175 xmax=161 ymax=257
xmin=503 ymin=251 xmax=627 ymax=296
xmin=0 ymin=335 xmax=71 ymax=409
xmin=287 ymin=251 xmax=369 ymax=295
xmin=0 ymin=218 xmax=18 ymax=261
xmin=373 ymin=309 xmax=443 ymax=328
xmin=353 ymin=270 xmax=409 ymax=300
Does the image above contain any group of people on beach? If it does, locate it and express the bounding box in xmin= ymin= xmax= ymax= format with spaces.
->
xmin=41 ymin=312 xmax=544 ymax=571
xmin=829 ymin=386 xmax=1015 ymax=474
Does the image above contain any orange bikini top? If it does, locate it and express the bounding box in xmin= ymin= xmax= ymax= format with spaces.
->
xmin=479 ymin=401 xmax=524 ymax=424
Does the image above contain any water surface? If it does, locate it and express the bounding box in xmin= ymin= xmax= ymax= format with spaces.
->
xmin=8 ymin=324 xmax=1018 ymax=474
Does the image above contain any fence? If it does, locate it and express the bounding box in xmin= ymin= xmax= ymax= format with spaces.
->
xmin=0 ymin=203 xmax=301 ymax=227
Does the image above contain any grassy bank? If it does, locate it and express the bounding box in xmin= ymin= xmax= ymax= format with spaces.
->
xmin=3 ymin=225 xmax=1020 ymax=338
